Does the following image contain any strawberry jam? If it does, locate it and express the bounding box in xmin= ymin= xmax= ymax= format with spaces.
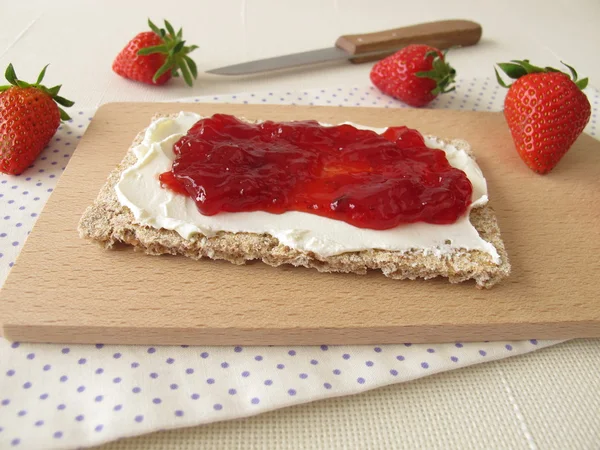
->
xmin=159 ymin=114 xmax=472 ymax=230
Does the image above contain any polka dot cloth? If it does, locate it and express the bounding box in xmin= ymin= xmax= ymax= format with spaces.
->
xmin=0 ymin=81 xmax=597 ymax=449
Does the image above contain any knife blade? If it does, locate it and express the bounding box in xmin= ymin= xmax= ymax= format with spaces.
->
xmin=207 ymin=19 xmax=482 ymax=76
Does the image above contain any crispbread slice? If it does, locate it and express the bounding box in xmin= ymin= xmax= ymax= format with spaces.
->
xmin=78 ymin=114 xmax=510 ymax=288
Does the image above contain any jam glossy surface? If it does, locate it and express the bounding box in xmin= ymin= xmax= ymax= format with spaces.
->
xmin=159 ymin=114 xmax=472 ymax=230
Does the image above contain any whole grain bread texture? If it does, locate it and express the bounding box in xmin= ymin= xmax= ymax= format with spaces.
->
xmin=78 ymin=113 xmax=511 ymax=288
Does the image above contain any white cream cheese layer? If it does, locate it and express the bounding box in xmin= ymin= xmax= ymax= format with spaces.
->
xmin=115 ymin=112 xmax=500 ymax=263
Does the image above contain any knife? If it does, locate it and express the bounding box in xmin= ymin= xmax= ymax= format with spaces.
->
xmin=207 ymin=19 xmax=482 ymax=76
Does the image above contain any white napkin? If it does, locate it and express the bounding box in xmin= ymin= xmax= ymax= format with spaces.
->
xmin=1 ymin=80 xmax=597 ymax=450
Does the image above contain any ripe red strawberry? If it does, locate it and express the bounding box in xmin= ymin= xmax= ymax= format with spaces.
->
xmin=370 ymin=44 xmax=456 ymax=107
xmin=496 ymin=60 xmax=591 ymax=174
xmin=0 ymin=64 xmax=74 ymax=175
xmin=113 ymin=19 xmax=198 ymax=86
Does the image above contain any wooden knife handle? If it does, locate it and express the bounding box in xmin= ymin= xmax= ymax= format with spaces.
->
xmin=336 ymin=19 xmax=482 ymax=63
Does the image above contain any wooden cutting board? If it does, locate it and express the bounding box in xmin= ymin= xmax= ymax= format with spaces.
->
xmin=1 ymin=103 xmax=599 ymax=345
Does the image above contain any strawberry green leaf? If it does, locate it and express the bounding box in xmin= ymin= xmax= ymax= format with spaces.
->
xmin=184 ymin=55 xmax=198 ymax=79
xmin=576 ymin=77 xmax=589 ymax=90
xmin=153 ymin=59 xmax=173 ymax=82
xmin=35 ymin=64 xmax=49 ymax=85
xmin=179 ymin=61 xmax=193 ymax=87
xmin=164 ymin=20 xmax=176 ymax=37
xmin=494 ymin=67 xmax=511 ymax=88
xmin=561 ymin=61 xmax=579 ymax=81
xmin=47 ymin=85 xmax=62 ymax=96
xmin=58 ymin=107 xmax=71 ymax=121
xmin=54 ymin=95 xmax=75 ymax=107
xmin=138 ymin=45 xmax=168 ymax=56
xmin=5 ymin=64 xmax=17 ymax=85
xmin=510 ymin=60 xmax=545 ymax=74
xmin=497 ymin=63 xmax=527 ymax=79
xmin=148 ymin=19 xmax=161 ymax=36
xmin=173 ymin=40 xmax=185 ymax=54
xmin=177 ymin=28 xmax=183 ymax=39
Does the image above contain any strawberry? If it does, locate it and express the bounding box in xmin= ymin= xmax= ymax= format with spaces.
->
xmin=370 ymin=44 xmax=456 ymax=107
xmin=113 ymin=19 xmax=198 ymax=87
xmin=495 ymin=60 xmax=591 ymax=174
xmin=0 ymin=64 xmax=74 ymax=175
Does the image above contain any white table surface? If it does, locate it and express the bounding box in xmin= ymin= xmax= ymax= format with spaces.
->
xmin=3 ymin=1 xmax=600 ymax=448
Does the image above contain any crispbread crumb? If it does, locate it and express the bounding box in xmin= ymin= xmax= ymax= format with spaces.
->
xmin=77 ymin=113 xmax=511 ymax=288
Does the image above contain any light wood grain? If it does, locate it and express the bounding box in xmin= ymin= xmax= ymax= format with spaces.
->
xmin=336 ymin=20 xmax=482 ymax=63
xmin=0 ymin=103 xmax=599 ymax=345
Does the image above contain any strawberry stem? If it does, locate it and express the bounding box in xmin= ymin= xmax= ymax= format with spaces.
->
xmin=0 ymin=64 xmax=74 ymax=121
xmin=414 ymin=49 xmax=456 ymax=95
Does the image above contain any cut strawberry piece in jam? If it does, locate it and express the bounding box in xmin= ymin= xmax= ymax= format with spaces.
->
xmin=159 ymin=114 xmax=472 ymax=230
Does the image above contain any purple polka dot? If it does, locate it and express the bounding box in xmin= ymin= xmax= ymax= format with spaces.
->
xmin=299 ymin=373 xmax=308 ymax=379
xmin=61 ymin=347 xmax=70 ymax=354
xmin=324 ymin=382 xmax=332 ymax=389
xmin=76 ymin=415 xmax=84 ymax=421
xmin=150 ymin=372 xmax=159 ymax=378
xmin=530 ymin=339 xmax=538 ymax=345
xmin=234 ymin=346 xmax=242 ymax=352
xmin=54 ymin=431 xmax=63 ymax=439
xmin=77 ymin=386 xmax=85 ymax=393
xmin=113 ymin=377 xmax=121 ymax=383
xmin=390 ymin=369 xmax=399 ymax=376
xmin=357 ymin=377 xmax=365 ymax=384
xmin=396 ymin=355 xmax=405 ymax=361
xmin=404 ymin=343 xmax=412 ymax=347
xmin=23 ymin=382 xmax=32 ymax=389
xmin=421 ymin=362 xmax=429 ymax=369
xmin=277 ymin=364 xmax=285 ymax=369
xmin=310 ymin=359 xmax=318 ymax=365
xmin=451 ymin=356 xmax=459 ymax=362
xmin=201 ymin=352 xmax=209 ymax=358
xmin=185 ymin=368 xmax=194 ymax=374
xmin=288 ymin=350 xmax=296 ymax=356
xmin=264 ymin=379 xmax=273 ymax=386
xmin=214 ymin=404 xmax=223 ymax=410
xmin=191 ymin=393 xmax=200 ymax=400
xmin=206 ymin=378 xmax=214 ymax=385
xmin=6 ymin=370 xmax=15 ymax=376
xmin=251 ymin=397 xmax=260 ymax=404
xmin=18 ymin=410 xmax=26 ymax=416
xmin=78 ymin=358 xmax=86 ymax=365
xmin=1 ymin=399 xmax=9 ymax=406
xmin=60 ymin=375 xmax=68 ymax=382
xmin=95 ymin=395 xmax=103 ymax=402
xmin=11 ymin=241 xmax=18 ymax=247
xmin=374 ymin=347 xmax=382 ymax=353
xmin=288 ymin=389 xmax=297 ymax=396
xmin=366 ymin=361 xmax=374 ymax=367
xmin=221 ymin=362 xmax=229 ymax=368
xmin=333 ymin=369 xmax=341 ymax=375
xmin=96 ymin=344 xmax=104 ymax=349
xmin=427 ymin=348 xmax=435 ymax=353
xmin=131 ymin=362 xmax=139 ymax=368
xmin=343 ymin=353 xmax=350 ymax=360
xmin=242 ymin=371 xmax=250 ymax=377
xmin=134 ymin=415 xmax=143 ymax=422
xmin=255 ymin=355 xmax=263 ymax=361
xmin=166 ymin=358 xmax=174 ymax=364
xmin=11 ymin=438 xmax=20 ymax=446
xmin=175 ymin=410 xmax=184 ymax=417
xmin=113 ymin=353 xmax=121 ymax=359
xmin=114 ymin=404 xmax=122 ymax=411
xmin=40 ymin=393 xmax=48 ymax=400
xmin=35 ymin=420 xmax=44 ymax=426
xmin=26 ymin=353 xmax=35 ymax=360
xmin=505 ymin=344 xmax=513 ymax=351
xmin=153 ymin=398 xmax=162 ymax=404
xmin=57 ymin=404 xmax=66 ymax=410
xmin=170 ymin=383 xmax=179 ymax=390
xmin=95 ymin=424 xmax=104 ymax=432
xmin=95 ymin=368 xmax=103 ymax=374
xmin=228 ymin=388 xmax=237 ymax=395
xmin=479 ymin=350 xmax=487 ymax=356
xmin=147 ymin=347 xmax=156 ymax=354
xmin=132 ymin=387 xmax=141 ymax=393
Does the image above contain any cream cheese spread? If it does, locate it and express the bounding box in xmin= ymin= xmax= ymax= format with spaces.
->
xmin=115 ymin=112 xmax=500 ymax=263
